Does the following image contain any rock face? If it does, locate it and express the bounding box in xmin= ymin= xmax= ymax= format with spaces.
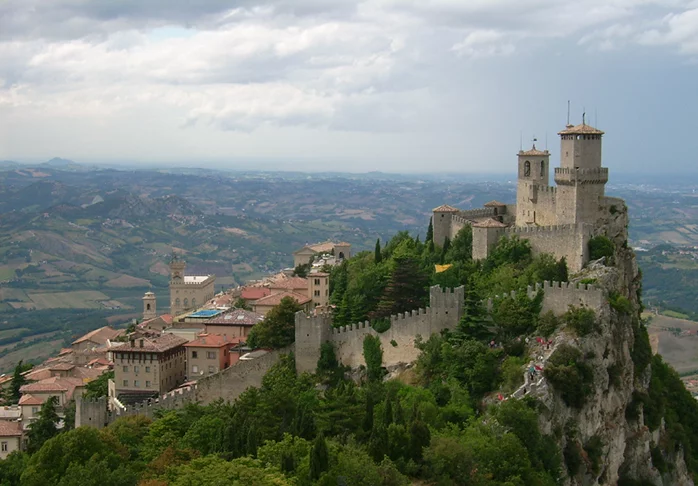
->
xmin=531 ymin=202 xmax=694 ymax=485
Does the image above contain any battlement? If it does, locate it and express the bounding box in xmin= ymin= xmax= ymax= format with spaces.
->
xmin=505 ymin=223 xmax=588 ymax=235
xmin=170 ymin=276 xmax=215 ymax=286
xmin=456 ymin=208 xmax=496 ymax=220
xmin=486 ymin=280 xmax=606 ymax=316
xmin=535 ymin=185 xmax=557 ymax=194
xmin=554 ymin=167 xmax=609 ymax=185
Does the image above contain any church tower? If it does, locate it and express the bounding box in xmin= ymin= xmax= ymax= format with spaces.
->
xmin=169 ymin=253 xmax=186 ymax=316
xmin=142 ymin=291 xmax=156 ymax=321
xmin=554 ymin=120 xmax=608 ymax=225
xmin=516 ymin=143 xmax=551 ymax=225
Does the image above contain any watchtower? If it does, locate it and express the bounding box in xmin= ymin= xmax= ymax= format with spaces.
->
xmin=554 ymin=120 xmax=608 ymax=225
xmin=142 ymin=291 xmax=156 ymax=321
xmin=516 ymin=143 xmax=551 ymax=225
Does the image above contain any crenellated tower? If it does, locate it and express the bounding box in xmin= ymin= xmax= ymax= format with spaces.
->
xmin=516 ymin=144 xmax=552 ymax=226
xmin=554 ymin=122 xmax=608 ymax=225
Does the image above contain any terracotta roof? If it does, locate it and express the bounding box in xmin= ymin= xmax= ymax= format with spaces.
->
xmin=49 ymin=363 xmax=75 ymax=372
xmin=472 ymin=218 xmax=508 ymax=228
xmin=269 ymin=277 xmax=308 ymax=291
xmin=139 ymin=314 xmax=173 ymax=329
xmin=19 ymin=393 xmax=44 ymax=406
xmin=308 ymin=242 xmax=337 ymax=253
xmin=184 ymin=334 xmax=231 ymax=348
xmin=204 ymin=308 xmax=264 ymax=326
xmin=518 ymin=144 xmax=549 ymax=156
xmin=87 ymin=358 xmax=112 ymax=367
xmin=309 ymin=272 xmax=329 ymax=277
xmin=241 ymin=287 xmax=271 ymax=301
xmin=72 ymin=326 xmax=123 ymax=346
xmin=254 ymin=291 xmax=312 ymax=307
xmin=433 ymin=204 xmax=459 ymax=212
xmin=483 ymin=200 xmax=507 ymax=207
xmin=20 ymin=382 xmax=68 ymax=393
xmin=558 ymin=123 xmax=604 ymax=135
xmin=119 ymin=333 xmax=187 ymax=353
xmin=0 ymin=421 xmax=22 ymax=437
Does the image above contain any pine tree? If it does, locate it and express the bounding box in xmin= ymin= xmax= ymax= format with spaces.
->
xmin=426 ymin=217 xmax=434 ymax=242
xmin=309 ymin=433 xmax=329 ymax=480
xmin=371 ymin=255 xmax=429 ymax=319
xmin=440 ymin=237 xmax=451 ymax=264
xmin=393 ymin=399 xmax=405 ymax=425
xmin=382 ymin=399 xmax=393 ymax=427
xmin=408 ymin=419 xmax=431 ymax=461
xmin=374 ymin=239 xmax=382 ymax=264
xmin=8 ymin=360 xmax=27 ymax=403
xmin=27 ymin=396 xmax=60 ymax=453
xmin=557 ymin=257 xmax=569 ymax=282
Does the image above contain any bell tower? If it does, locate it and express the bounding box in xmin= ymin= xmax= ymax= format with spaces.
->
xmin=516 ymin=143 xmax=551 ymax=226
xmin=142 ymin=291 xmax=156 ymax=321
xmin=169 ymin=252 xmax=186 ymax=316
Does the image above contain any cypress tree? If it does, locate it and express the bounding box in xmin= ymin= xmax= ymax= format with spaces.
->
xmin=382 ymin=399 xmax=393 ymax=427
xmin=371 ymin=255 xmax=429 ymax=319
xmin=426 ymin=217 xmax=434 ymax=242
xmin=394 ymin=399 xmax=405 ymax=425
xmin=309 ymin=433 xmax=329 ymax=480
xmin=440 ymin=236 xmax=451 ymax=264
xmin=27 ymin=396 xmax=60 ymax=453
xmin=374 ymin=238 xmax=382 ymax=264
xmin=9 ymin=360 xmax=27 ymax=403
xmin=408 ymin=420 xmax=431 ymax=461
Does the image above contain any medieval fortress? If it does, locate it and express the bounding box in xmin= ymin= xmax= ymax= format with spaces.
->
xmin=77 ymin=120 xmax=623 ymax=427
xmin=434 ymin=120 xmax=623 ymax=272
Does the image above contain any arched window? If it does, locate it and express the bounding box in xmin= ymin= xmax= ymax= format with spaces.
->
xmin=540 ymin=160 xmax=545 ymax=176
xmin=175 ymin=298 xmax=180 ymax=306
xmin=524 ymin=160 xmax=531 ymax=177
xmin=183 ymin=298 xmax=188 ymax=308
xmin=146 ymin=303 xmax=151 ymax=310
xmin=191 ymin=298 xmax=196 ymax=308
xmin=338 ymin=252 xmax=345 ymax=259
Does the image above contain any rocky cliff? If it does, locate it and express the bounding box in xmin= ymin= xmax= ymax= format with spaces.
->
xmin=529 ymin=201 xmax=694 ymax=485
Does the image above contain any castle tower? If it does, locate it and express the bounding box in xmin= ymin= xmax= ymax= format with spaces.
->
xmin=554 ymin=121 xmax=608 ymax=225
xmin=142 ymin=291 xmax=156 ymax=321
xmin=516 ymin=144 xmax=551 ymax=225
xmin=169 ymin=253 xmax=186 ymax=316
xmin=432 ymin=205 xmax=459 ymax=247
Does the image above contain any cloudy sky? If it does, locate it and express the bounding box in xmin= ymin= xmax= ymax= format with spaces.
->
xmin=1 ymin=0 xmax=697 ymax=173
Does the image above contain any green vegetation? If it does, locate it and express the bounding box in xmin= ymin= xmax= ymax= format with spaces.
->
xmin=588 ymin=235 xmax=615 ymax=261
xmin=247 ymin=297 xmax=303 ymax=349
xmin=84 ymin=371 xmax=115 ymax=400
xmin=543 ymin=344 xmax=594 ymax=408
xmin=562 ymin=306 xmax=598 ymax=336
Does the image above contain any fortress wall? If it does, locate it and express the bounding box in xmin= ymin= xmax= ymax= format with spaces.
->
xmin=457 ymin=208 xmax=496 ymax=220
xmin=533 ymin=187 xmax=557 ymax=226
xmin=486 ymin=280 xmax=606 ymax=316
xmin=504 ymin=224 xmax=591 ymax=272
xmin=78 ymin=347 xmax=289 ymax=428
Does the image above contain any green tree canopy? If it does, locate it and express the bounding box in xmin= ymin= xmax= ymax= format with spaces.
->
xmin=247 ymin=297 xmax=303 ymax=349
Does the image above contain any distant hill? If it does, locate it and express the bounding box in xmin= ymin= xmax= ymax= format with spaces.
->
xmin=41 ymin=157 xmax=80 ymax=168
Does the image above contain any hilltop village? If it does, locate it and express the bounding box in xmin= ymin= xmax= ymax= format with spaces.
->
xmin=4 ymin=120 xmax=696 ymax=486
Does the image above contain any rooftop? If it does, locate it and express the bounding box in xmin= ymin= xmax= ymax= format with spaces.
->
xmin=205 ymin=308 xmax=264 ymax=326
xmin=558 ymin=123 xmax=604 ymax=135
xmin=269 ymin=276 xmax=309 ymax=291
xmin=183 ymin=275 xmax=211 ymax=284
xmin=433 ymin=204 xmax=459 ymax=213
xmin=72 ymin=326 xmax=123 ymax=346
xmin=254 ymin=290 xmax=312 ymax=307
xmin=18 ymin=393 xmax=44 ymax=406
xmin=483 ymin=200 xmax=507 ymax=207
xmin=472 ymin=218 xmax=509 ymax=228
xmin=184 ymin=334 xmax=232 ymax=348
xmin=49 ymin=363 xmax=75 ymax=372
xmin=241 ymin=287 xmax=272 ymax=301
xmin=139 ymin=314 xmax=173 ymax=329
xmin=20 ymin=382 xmax=69 ymax=393
xmin=119 ymin=333 xmax=188 ymax=353
xmin=518 ymin=145 xmax=550 ymax=156
xmin=0 ymin=421 xmax=22 ymax=437
xmin=187 ymin=309 xmax=224 ymax=319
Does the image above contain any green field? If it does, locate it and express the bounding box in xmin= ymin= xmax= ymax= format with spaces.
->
xmin=27 ymin=290 xmax=110 ymax=309
xmin=0 ymin=338 xmax=64 ymax=373
xmin=0 ymin=328 xmax=29 ymax=340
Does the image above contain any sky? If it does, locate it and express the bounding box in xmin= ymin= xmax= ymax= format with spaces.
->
xmin=0 ymin=0 xmax=697 ymax=173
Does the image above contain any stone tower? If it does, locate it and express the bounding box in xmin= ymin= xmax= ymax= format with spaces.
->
xmin=554 ymin=121 xmax=608 ymax=225
xmin=142 ymin=291 xmax=156 ymax=321
xmin=169 ymin=253 xmax=186 ymax=316
xmin=516 ymin=144 xmax=551 ymax=226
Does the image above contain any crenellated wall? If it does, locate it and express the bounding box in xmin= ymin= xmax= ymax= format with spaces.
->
xmin=504 ymin=223 xmax=592 ymax=272
xmin=486 ymin=280 xmax=606 ymax=316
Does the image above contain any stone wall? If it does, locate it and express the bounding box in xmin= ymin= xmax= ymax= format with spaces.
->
xmin=486 ymin=280 xmax=606 ymax=316
xmin=77 ymin=347 xmax=289 ymax=428
xmin=504 ymin=223 xmax=592 ymax=272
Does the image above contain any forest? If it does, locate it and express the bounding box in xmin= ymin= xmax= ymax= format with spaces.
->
xmin=3 ymin=223 xmax=698 ymax=485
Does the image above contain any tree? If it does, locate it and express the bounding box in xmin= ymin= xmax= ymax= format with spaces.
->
xmin=371 ymin=255 xmax=429 ymax=320
xmin=375 ymin=238 xmax=383 ymax=264
xmin=293 ymin=263 xmax=310 ymax=278
xmin=26 ymin=396 xmax=60 ymax=454
xmin=170 ymin=456 xmax=293 ymax=486
xmin=309 ymin=433 xmax=329 ymax=480
xmin=84 ymin=370 xmax=114 ymax=399
xmin=5 ymin=360 xmax=31 ymax=403
xmin=247 ymin=297 xmax=303 ymax=349
xmin=363 ymin=335 xmax=384 ymax=382
xmin=426 ymin=217 xmax=434 ymax=243
xmin=233 ymin=297 xmax=251 ymax=310
xmin=439 ymin=237 xmax=451 ymax=264
xmin=445 ymin=225 xmax=472 ymax=263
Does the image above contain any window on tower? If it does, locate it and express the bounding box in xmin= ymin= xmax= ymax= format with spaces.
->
xmin=524 ymin=161 xmax=531 ymax=177
xmin=540 ymin=161 xmax=544 ymax=176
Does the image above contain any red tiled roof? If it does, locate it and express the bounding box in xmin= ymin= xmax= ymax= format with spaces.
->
xmin=19 ymin=394 xmax=44 ymax=406
xmin=472 ymin=218 xmax=508 ymax=228
xmin=483 ymin=200 xmax=507 ymax=207
xmin=119 ymin=333 xmax=187 ymax=353
xmin=269 ymin=277 xmax=308 ymax=291
xmin=254 ymin=291 xmax=311 ymax=307
xmin=0 ymin=421 xmax=22 ymax=437
xmin=72 ymin=326 xmax=123 ymax=346
xmin=558 ymin=123 xmax=604 ymax=135
xmin=433 ymin=204 xmax=459 ymax=212
xmin=204 ymin=308 xmax=264 ymax=326
xmin=518 ymin=145 xmax=549 ymax=156
xmin=139 ymin=314 xmax=173 ymax=329
xmin=184 ymin=334 xmax=232 ymax=348
xmin=20 ymin=382 xmax=68 ymax=393
xmin=49 ymin=363 xmax=75 ymax=371
xmin=241 ymin=287 xmax=272 ymax=300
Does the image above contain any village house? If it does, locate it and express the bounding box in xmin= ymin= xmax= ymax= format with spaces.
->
xmin=112 ymin=334 xmax=187 ymax=405
xmin=202 ymin=308 xmax=264 ymax=340
xmin=183 ymin=334 xmax=232 ymax=380
xmin=0 ymin=421 xmax=22 ymax=460
xmin=253 ymin=290 xmax=312 ymax=316
xmin=293 ymin=241 xmax=351 ymax=267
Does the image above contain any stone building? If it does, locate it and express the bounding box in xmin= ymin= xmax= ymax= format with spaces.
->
xmin=201 ymin=308 xmax=264 ymax=340
xmin=111 ymin=334 xmax=187 ymax=405
xmin=184 ymin=334 xmax=232 ymax=380
xmin=433 ymin=120 xmax=618 ymax=272
xmin=293 ymin=241 xmax=351 ymax=267
xmin=169 ymin=254 xmax=215 ymax=317
xmin=0 ymin=421 xmax=22 ymax=460
xmin=142 ymin=291 xmax=156 ymax=321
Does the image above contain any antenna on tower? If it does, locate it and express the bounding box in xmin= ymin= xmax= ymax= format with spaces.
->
xmin=545 ymin=132 xmax=548 ymax=150
xmin=595 ymin=109 xmax=598 ymax=127
xmin=567 ymin=100 xmax=570 ymax=126
xmin=520 ymin=131 xmax=523 ymax=151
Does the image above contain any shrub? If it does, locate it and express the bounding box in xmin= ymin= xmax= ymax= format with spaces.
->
xmin=390 ymin=340 xmax=398 ymax=347
xmin=579 ymin=278 xmax=597 ymax=285
xmin=564 ymin=440 xmax=583 ymax=476
xmin=631 ymin=321 xmax=652 ymax=376
xmin=363 ymin=335 xmax=384 ymax=382
xmin=607 ymin=364 xmax=622 ymax=388
xmin=609 ymin=292 xmax=633 ymax=314
xmin=588 ymin=235 xmax=614 ymax=261
xmin=543 ymin=344 xmax=594 ymax=408
xmin=372 ymin=319 xmax=391 ymax=333
xmin=537 ymin=311 xmax=558 ymax=338
xmin=563 ymin=306 xmax=598 ymax=337
xmin=500 ymin=356 xmax=525 ymax=393
xmin=584 ymin=435 xmax=604 ymax=475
